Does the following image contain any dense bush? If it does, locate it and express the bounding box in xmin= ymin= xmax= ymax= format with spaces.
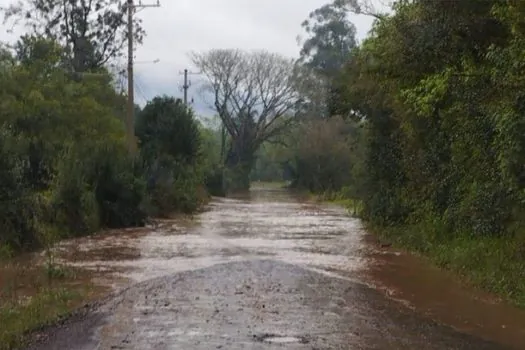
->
xmin=136 ymin=96 xmax=206 ymax=216
xmin=338 ymin=0 xmax=525 ymax=237
xmin=204 ymin=167 xmax=226 ymax=197
xmin=0 ymin=40 xmax=143 ymax=249
xmin=0 ymin=38 xmax=217 ymax=252
xmin=284 ymin=0 xmax=525 ymax=303
xmin=0 ymin=135 xmax=39 ymax=250
xmin=288 ymin=117 xmax=360 ymax=193
xmin=49 ymin=143 xmax=147 ymax=237
xmin=289 ymin=0 xmax=525 ymax=238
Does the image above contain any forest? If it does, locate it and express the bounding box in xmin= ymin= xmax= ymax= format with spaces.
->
xmin=0 ymin=39 xmax=224 ymax=255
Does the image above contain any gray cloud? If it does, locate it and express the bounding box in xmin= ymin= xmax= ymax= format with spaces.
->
xmin=0 ymin=0 xmax=375 ymax=117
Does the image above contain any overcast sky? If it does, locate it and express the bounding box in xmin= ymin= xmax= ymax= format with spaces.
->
xmin=0 ymin=0 xmax=376 ymax=116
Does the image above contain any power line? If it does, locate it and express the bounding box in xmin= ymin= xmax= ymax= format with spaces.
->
xmin=126 ymin=0 xmax=160 ymax=155
xmin=134 ymin=75 xmax=151 ymax=103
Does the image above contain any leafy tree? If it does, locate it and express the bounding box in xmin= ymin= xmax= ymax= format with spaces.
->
xmin=3 ymin=0 xmax=144 ymax=72
xmin=0 ymin=36 xmax=144 ymax=249
xmin=136 ymin=96 xmax=200 ymax=166
xmin=298 ymin=2 xmax=357 ymax=117
xmin=136 ymin=96 xmax=204 ymax=215
xmin=299 ymin=3 xmax=357 ymax=76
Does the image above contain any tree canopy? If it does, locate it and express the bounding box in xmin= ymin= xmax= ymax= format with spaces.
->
xmin=283 ymin=0 xmax=525 ymax=303
xmin=0 ymin=35 xmax=215 ymax=251
xmin=2 ymin=0 xmax=144 ymax=72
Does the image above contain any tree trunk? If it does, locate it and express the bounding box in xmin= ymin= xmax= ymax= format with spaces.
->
xmin=223 ymin=136 xmax=255 ymax=194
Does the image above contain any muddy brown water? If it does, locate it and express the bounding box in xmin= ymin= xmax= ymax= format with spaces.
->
xmin=20 ymin=186 xmax=525 ymax=349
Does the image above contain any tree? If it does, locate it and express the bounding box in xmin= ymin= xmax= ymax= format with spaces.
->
xmin=0 ymin=36 xmax=146 ymax=248
xmin=2 ymin=0 xmax=144 ymax=72
xmin=298 ymin=2 xmax=358 ymax=117
xmin=299 ymin=3 xmax=357 ymax=76
xmin=191 ymin=49 xmax=302 ymax=191
xmin=136 ymin=96 xmax=203 ymax=215
xmin=136 ymin=96 xmax=200 ymax=166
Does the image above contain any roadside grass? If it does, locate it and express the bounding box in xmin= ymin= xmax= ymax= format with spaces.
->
xmin=313 ymin=190 xmax=363 ymax=216
xmin=370 ymin=222 xmax=525 ymax=308
xmin=0 ymin=258 xmax=94 ymax=350
xmin=0 ymin=287 xmax=84 ymax=350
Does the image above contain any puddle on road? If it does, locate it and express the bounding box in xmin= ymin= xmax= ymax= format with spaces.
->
xmin=14 ymin=184 xmax=525 ymax=349
xmin=256 ymin=334 xmax=309 ymax=344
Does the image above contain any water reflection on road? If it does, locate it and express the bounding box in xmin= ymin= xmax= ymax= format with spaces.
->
xmin=48 ymin=185 xmax=525 ymax=349
xmin=56 ymin=187 xmax=368 ymax=287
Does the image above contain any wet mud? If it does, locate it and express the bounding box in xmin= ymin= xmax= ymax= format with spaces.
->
xmin=25 ymin=186 xmax=525 ymax=349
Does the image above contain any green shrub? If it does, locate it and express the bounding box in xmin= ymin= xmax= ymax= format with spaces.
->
xmin=137 ymin=96 xmax=206 ymax=216
xmin=0 ymin=135 xmax=40 ymax=250
xmin=49 ymin=149 xmax=100 ymax=237
xmin=87 ymin=145 xmax=146 ymax=228
xmin=48 ymin=143 xmax=147 ymax=237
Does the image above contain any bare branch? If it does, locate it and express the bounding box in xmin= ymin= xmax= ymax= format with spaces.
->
xmin=191 ymin=49 xmax=302 ymax=144
xmin=332 ymin=0 xmax=388 ymax=20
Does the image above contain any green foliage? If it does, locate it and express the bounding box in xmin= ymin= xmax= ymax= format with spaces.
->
xmin=49 ymin=157 xmax=100 ymax=237
xmin=0 ymin=35 xmax=218 ymax=251
xmin=3 ymin=0 xmax=144 ymax=72
xmin=343 ymin=0 xmax=525 ymax=235
xmin=0 ymin=134 xmax=37 ymax=250
xmin=136 ymin=96 xmax=200 ymax=165
xmin=0 ymin=287 xmax=82 ymax=350
xmin=204 ymin=168 xmax=226 ymax=197
xmin=0 ymin=36 xmax=148 ymax=250
xmin=291 ymin=0 xmax=525 ymax=303
xmin=49 ymin=143 xmax=147 ymax=236
xmin=287 ymin=117 xmax=361 ymax=194
xmin=198 ymin=120 xmax=226 ymax=196
xmin=137 ymin=96 xmax=206 ymax=216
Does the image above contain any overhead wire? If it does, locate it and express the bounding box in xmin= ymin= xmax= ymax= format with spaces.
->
xmin=134 ymin=74 xmax=152 ymax=104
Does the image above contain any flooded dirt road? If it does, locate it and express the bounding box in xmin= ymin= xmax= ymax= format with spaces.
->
xmin=29 ymin=186 xmax=524 ymax=349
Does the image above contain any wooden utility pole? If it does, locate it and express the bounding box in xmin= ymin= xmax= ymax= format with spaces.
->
xmin=182 ymin=69 xmax=189 ymax=106
xmin=127 ymin=0 xmax=160 ymax=155
xmin=127 ymin=0 xmax=135 ymax=155
xmin=179 ymin=69 xmax=200 ymax=106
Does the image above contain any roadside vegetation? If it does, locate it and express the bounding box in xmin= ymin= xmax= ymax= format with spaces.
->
xmin=0 ymin=1 xmax=224 ymax=347
xmin=252 ymin=0 xmax=525 ymax=307
xmin=0 ymin=40 xmax=219 ymax=348
xmin=2 ymin=0 xmax=525 ymax=347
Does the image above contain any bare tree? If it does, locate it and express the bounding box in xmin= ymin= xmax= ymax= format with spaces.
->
xmin=191 ymin=49 xmax=303 ymax=191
